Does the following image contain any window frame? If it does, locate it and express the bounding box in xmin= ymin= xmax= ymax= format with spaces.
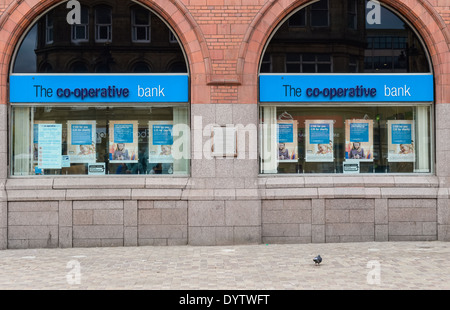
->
xmin=95 ymin=6 xmax=112 ymax=43
xmin=131 ymin=7 xmax=151 ymax=43
xmin=45 ymin=13 xmax=54 ymax=45
xmin=71 ymin=6 xmax=89 ymax=43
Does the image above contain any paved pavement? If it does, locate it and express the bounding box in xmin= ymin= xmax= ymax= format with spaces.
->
xmin=0 ymin=241 xmax=449 ymax=290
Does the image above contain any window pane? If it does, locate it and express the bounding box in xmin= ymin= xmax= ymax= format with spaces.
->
xmin=11 ymin=106 xmax=190 ymax=176
xmin=13 ymin=2 xmax=187 ymax=74
xmin=96 ymin=7 xmax=111 ymax=24
xmin=286 ymin=64 xmax=300 ymax=73
xmin=289 ymin=10 xmax=306 ymax=27
xmin=311 ymin=0 xmax=328 ymax=10
xmin=311 ymin=11 xmax=328 ymax=27
xmin=259 ymin=106 xmax=432 ymax=174
xmin=136 ymin=27 xmax=148 ymax=41
xmin=134 ymin=9 xmax=149 ymax=25
xmin=302 ymin=64 xmax=315 ymax=73
xmin=317 ymin=63 xmax=331 ymax=72
xmin=260 ymin=0 xmax=430 ymax=73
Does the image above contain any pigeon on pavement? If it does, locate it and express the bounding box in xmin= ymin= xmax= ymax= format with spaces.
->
xmin=313 ymin=255 xmax=322 ymax=266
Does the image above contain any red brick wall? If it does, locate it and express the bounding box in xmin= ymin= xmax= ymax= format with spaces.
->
xmin=1 ymin=0 xmax=450 ymax=105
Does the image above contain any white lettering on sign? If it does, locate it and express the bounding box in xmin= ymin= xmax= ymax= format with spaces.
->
xmin=384 ymin=85 xmax=411 ymax=97
xmin=137 ymin=85 xmax=165 ymax=97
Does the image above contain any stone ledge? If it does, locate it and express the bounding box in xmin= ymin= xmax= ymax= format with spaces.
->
xmin=6 ymin=177 xmax=188 ymax=190
xmin=7 ymin=189 xmax=66 ymax=201
xmin=6 ymin=178 xmax=53 ymax=190
xmin=54 ymin=177 xmax=145 ymax=189
xmin=258 ymin=175 xmax=439 ymax=189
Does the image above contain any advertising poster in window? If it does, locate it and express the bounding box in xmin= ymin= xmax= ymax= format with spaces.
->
xmin=277 ymin=120 xmax=298 ymax=162
xmin=67 ymin=120 xmax=96 ymax=163
xmin=148 ymin=121 xmax=174 ymax=164
xmin=387 ymin=120 xmax=415 ymax=162
xmin=33 ymin=121 xmax=55 ymax=163
xmin=109 ymin=120 xmax=138 ymax=163
xmin=345 ymin=119 xmax=373 ymax=162
xmin=305 ymin=120 xmax=334 ymax=162
xmin=37 ymin=123 xmax=62 ymax=169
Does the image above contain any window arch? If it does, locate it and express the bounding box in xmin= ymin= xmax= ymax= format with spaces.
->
xmin=259 ymin=0 xmax=433 ymax=175
xmin=260 ymin=0 xmax=431 ymax=74
xmin=12 ymin=1 xmax=188 ymax=74
xmin=10 ymin=1 xmax=190 ymax=177
xmin=131 ymin=61 xmax=152 ymax=73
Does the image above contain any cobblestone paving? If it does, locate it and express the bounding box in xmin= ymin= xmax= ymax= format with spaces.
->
xmin=0 ymin=241 xmax=449 ymax=290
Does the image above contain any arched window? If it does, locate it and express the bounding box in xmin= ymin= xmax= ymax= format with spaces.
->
xmin=132 ymin=62 xmax=151 ymax=73
xmin=259 ymin=0 xmax=433 ymax=175
xmin=71 ymin=62 xmax=89 ymax=73
xmin=10 ymin=1 xmax=189 ymax=177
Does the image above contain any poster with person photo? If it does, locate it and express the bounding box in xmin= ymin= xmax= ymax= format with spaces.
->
xmin=148 ymin=121 xmax=174 ymax=164
xmin=387 ymin=120 xmax=415 ymax=162
xmin=305 ymin=120 xmax=334 ymax=162
xmin=345 ymin=119 xmax=373 ymax=162
xmin=109 ymin=120 xmax=139 ymax=163
xmin=277 ymin=119 xmax=298 ymax=162
xmin=67 ymin=120 xmax=96 ymax=164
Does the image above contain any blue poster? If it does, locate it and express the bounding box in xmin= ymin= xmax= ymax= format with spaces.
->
xmin=278 ymin=123 xmax=294 ymax=143
xmin=309 ymin=123 xmax=330 ymax=144
xmin=350 ymin=123 xmax=369 ymax=142
xmin=152 ymin=125 xmax=173 ymax=145
xmin=114 ymin=124 xmax=134 ymax=143
xmin=391 ymin=124 xmax=412 ymax=144
xmin=71 ymin=124 xmax=93 ymax=145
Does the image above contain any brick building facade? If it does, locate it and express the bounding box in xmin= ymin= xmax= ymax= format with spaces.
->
xmin=0 ymin=0 xmax=450 ymax=249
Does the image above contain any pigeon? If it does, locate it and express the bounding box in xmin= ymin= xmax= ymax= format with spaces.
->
xmin=313 ymin=255 xmax=322 ymax=266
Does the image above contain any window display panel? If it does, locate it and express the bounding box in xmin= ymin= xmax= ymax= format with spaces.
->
xmin=260 ymin=105 xmax=431 ymax=174
xmin=11 ymin=106 xmax=189 ymax=176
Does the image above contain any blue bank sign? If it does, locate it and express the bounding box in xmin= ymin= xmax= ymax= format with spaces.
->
xmin=259 ymin=74 xmax=433 ymax=103
xmin=10 ymin=74 xmax=189 ymax=103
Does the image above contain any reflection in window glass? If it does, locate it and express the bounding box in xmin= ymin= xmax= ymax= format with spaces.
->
xmin=72 ymin=6 xmax=89 ymax=42
xmin=12 ymin=1 xmax=187 ymax=74
xmin=95 ymin=6 xmax=112 ymax=42
xmin=259 ymin=0 xmax=433 ymax=175
xmin=45 ymin=14 xmax=53 ymax=44
xmin=310 ymin=0 xmax=329 ymax=27
xmin=260 ymin=106 xmax=431 ymax=174
xmin=262 ymin=0 xmax=430 ymax=74
xmin=11 ymin=106 xmax=190 ymax=176
xmin=132 ymin=7 xmax=151 ymax=42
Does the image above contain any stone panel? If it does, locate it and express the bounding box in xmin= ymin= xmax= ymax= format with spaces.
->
xmin=188 ymin=200 xmax=225 ymax=226
xmin=225 ymin=200 xmax=260 ymax=226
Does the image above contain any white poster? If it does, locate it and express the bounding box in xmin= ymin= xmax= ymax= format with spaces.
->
xmin=305 ymin=120 xmax=334 ymax=162
xmin=67 ymin=120 xmax=96 ymax=163
xmin=387 ymin=120 xmax=415 ymax=162
xmin=37 ymin=124 xmax=62 ymax=169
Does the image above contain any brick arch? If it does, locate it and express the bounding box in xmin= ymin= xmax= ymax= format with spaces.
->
xmin=239 ymin=0 xmax=450 ymax=104
xmin=0 ymin=0 xmax=211 ymax=104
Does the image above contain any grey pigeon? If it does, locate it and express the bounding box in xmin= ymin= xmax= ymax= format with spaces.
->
xmin=313 ymin=255 xmax=322 ymax=266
